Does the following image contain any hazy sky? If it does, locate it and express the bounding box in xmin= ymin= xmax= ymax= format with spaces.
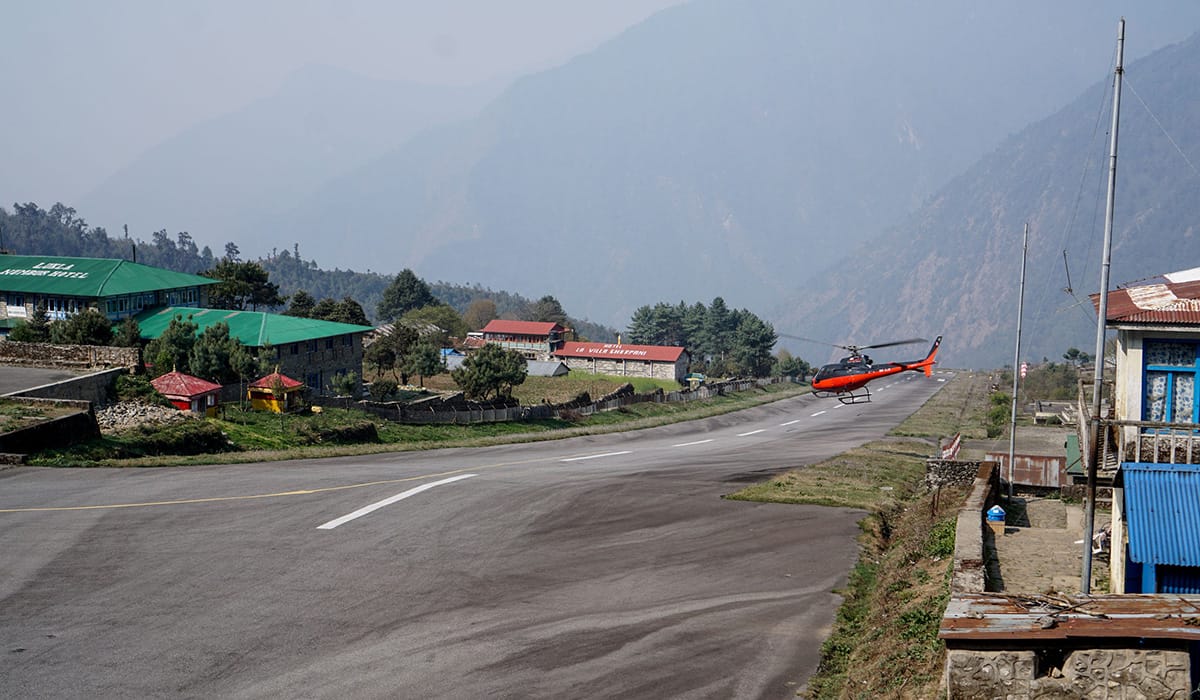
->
xmin=2 ymin=1 xmax=686 ymax=210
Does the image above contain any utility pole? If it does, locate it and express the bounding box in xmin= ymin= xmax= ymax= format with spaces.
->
xmin=1007 ymin=223 xmax=1029 ymax=500
xmin=1082 ymin=17 xmax=1124 ymax=594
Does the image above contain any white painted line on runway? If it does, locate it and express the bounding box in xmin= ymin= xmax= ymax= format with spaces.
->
xmin=833 ymin=403 xmax=845 ymax=409
xmin=317 ymin=474 xmax=477 ymax=530
xmin=737 ymin=429 xmax=766 ymax=437
xmin=672 ymin=439 xmax=714 ymax=447
xmin=560 ymin=451 xmax=632 ymax=462
xmin=780 ymin=419 xmax=801 ymax=426
xmin=810 ymin=410 xmax=826 ymax=417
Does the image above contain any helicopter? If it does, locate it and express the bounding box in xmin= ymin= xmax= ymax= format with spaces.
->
xmin=782 ymin=335 xmax=942 ymax=404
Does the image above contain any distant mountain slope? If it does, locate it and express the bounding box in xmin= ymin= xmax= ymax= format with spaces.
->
xmin=775 ymin=30 xmax=1200 ymax=369
xmin=277 ymin=1 xmax=1200 ymax=328
xmin=77 ymin=65 xmax=502 ymax=246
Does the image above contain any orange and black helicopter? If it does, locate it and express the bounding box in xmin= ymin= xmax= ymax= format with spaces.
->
xmin=783 ymin=335 xmax=942 ymax=404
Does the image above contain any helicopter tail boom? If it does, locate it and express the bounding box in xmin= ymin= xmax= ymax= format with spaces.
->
xmin=910 ymin=336 xmax=941 ymax=376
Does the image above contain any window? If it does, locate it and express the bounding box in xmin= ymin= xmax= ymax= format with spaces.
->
xmin=1143 ymin=340 xmax=1200 ymax=423
xmin=325 ymin=337 xmax=334 ymax=350
xmin=343 ymin=334 xmax=353 ymax=347
xmin=290 ymin=343 xmax=299 ymax=355
xmin=307 ymin=339 xmax=318 ymax=353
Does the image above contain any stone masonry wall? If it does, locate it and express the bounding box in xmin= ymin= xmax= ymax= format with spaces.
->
xmin=0 ymin=340 xmax=139 ymax=369
xmin=945 ymin=648 xmax=1192 ymax=699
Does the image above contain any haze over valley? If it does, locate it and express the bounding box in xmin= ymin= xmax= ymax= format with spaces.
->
xmin=6 ymin=1 xmax=1200 ymax=367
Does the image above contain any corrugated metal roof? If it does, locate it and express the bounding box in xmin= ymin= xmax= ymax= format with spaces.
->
xmin=940 ymin=593 xmax=1200 ymax=642
xmin=555 ymin=341 xmax=687 ymax=363
xmin=0 ymin=255 xmax=215 ymax=297
xmin=481 ymin=320 xmax=566 ymax=336
xmin=151 ymin=370 xmax=221 ymax=398
xmin=1094 ymin=275 xmax=1200 ymax=325
xmin=1118 ymin=463 xmax=1200 ymax=567
xmin=135 ymin=307 xmax=372 ymax=346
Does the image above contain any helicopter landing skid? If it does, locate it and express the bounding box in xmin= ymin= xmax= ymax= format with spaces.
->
xmin=812 ymin=387 xmax=873 ymax=404
xmin=836 ymin=388 xmax=872 ymax=405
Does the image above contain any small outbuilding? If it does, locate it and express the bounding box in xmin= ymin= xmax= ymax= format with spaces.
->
xmin=151 ymin=370 xmax=222 ymax=416
xmin=247 ymin=371 xmax=305 ymax=413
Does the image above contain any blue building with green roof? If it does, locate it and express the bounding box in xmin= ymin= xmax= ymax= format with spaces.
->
xmin=0 ymin=254 xmax=215 ymax=326
xmin=135 ymin=307 xmax=374 ymax=395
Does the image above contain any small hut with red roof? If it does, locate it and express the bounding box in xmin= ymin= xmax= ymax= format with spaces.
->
xmin=247 ymin=371 xmax=305 ymax=413
xmin=151 ymin=370 xmax=222 ymax=416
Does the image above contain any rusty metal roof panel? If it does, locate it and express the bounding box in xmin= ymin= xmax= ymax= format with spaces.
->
xmin=1121 ymin=462 xmax=1200 ymax=567
xmin=1095 ymin=276 xmax=1200 ymax=324
xmin=940 ymin=593 xmax=1200 ymax=642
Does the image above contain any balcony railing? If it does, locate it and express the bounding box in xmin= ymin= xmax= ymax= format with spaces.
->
xmin=1077 ymin=378 xmax=1200 ymax=466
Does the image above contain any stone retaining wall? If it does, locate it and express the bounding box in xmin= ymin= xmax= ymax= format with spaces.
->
xmin=945 ymin=648 xmax=1191 ymax=699
xmin=6 ymin=368 xmax=127 ymax=406
xmin=0 ymin=403 xmax=100 ymax=454
xmin=0 ymin=340 xmax=139 ymax=369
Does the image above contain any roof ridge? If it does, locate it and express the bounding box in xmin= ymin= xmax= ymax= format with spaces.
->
xmin=94 ymin=259 xmax=126 ymax=296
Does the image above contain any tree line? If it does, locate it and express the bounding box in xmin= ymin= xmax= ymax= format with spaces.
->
xmin=626 ymin=298 xmax=808 ymax=379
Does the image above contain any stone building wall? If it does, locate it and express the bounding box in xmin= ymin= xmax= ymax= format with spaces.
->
xmin=273 ymin=338 xmax=365 ymax=396
xmin=559 ymin=356 xmax=686 ymax=383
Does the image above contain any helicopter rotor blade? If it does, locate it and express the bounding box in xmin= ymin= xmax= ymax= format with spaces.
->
xmin=858 ymin=338 xmax=928 ymax=351
xmin=777 ymin=333 xmax=848 ymax=350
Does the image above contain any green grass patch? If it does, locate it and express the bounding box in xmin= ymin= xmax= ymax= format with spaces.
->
xmin=29 ymin=380 xmax=808 ymax=467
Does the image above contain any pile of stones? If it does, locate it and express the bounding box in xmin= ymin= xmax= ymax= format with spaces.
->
xmin=96 ymin=402 xmax=191 ymax=433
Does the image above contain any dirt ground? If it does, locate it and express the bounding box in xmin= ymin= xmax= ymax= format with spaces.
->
xmin=990 ymin=497 xmax=1108 ymax=595
xmin=965 ymin=423 xmax=1110 ymax=595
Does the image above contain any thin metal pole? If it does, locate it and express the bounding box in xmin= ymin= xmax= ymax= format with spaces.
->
xmin=1083 ymin=17 xmax=1124 ymax=594
xmin=1008 ymin=223 xmax=1029 ymax=500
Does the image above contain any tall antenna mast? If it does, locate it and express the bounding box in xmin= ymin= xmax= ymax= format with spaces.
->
xmin=1082 ymin=16 xmax=1124 ymax=594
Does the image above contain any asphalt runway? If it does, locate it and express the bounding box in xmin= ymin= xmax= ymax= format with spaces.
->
xmin=0 ymin=372 xmax=951 ymax=699
xmin=0 ymin=365 xmax=82 ymax=395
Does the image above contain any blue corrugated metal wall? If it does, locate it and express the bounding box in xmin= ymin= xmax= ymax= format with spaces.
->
xmin=1121 ymin=463 xmax=1200 ymax=594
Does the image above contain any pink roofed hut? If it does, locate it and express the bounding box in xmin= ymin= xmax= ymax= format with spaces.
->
xmin=151 ymin=370 xmax=222 ymax=417
xmin=247 ymin=371 xmax=304 ymax=413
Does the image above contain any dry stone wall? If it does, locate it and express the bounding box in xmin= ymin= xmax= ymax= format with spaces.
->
xmin=0 ymin=340 xmax=138 ymax=369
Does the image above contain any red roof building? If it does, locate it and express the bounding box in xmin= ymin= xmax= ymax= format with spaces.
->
xmin=151 ymin=370 xmax=222 ymax=415
xmin=479 ymin=320 xmax=571 ymax=359
xmin=554 ymin=342 xmax=690 ymax=383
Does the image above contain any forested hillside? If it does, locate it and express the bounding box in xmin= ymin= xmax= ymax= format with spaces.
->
xmin=776 ymin=29 xmax=1200 ymax=368
xmin=0 ymin=203 xmax=617 ymax=340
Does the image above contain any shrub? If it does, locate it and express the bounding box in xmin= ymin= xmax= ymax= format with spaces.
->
xmin=368 ymin=378 xmax=398 ymax=401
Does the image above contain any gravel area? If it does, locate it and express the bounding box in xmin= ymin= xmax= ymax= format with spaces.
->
xmin=96 ymin=402 xmax=192 ymax=433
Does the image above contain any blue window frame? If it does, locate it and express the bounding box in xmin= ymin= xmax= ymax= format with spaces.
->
xmin=1143 ymin=339 xmax=1200 ymax=423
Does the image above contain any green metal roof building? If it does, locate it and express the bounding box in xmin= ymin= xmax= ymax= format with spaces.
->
xmin=136 ymin=307 xmax=374 ymax=395
xmin=0 ymin=255 xmax=214 ymax=326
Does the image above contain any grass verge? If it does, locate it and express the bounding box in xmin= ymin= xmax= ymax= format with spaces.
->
xmin=726 ymin=371 xmax=993 ymax=699
xmin=30 ymin=380 xmax=810 ymax=467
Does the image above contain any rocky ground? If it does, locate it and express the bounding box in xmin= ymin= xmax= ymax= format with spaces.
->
xmin=95 ymin=402 xmax=192 ymax=434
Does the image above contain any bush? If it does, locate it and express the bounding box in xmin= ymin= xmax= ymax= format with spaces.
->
xmin=368 ymin=378 xmax=398 ymax=401
xmin=125 ymin=421 xmax=234 ymax=456
xmin=114 ymin=373 xmax=172 ymax=406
